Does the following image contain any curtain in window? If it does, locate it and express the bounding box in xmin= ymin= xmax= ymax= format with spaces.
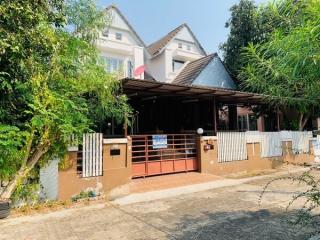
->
xmin=101 ymin=56 xmax=124 ymax=73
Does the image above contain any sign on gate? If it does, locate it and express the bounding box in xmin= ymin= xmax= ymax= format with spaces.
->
xmin=152 ymin=135 xmax=167 ymax=149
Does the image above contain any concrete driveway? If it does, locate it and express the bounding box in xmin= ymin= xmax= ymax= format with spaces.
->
xmin=1 ymin=169 xmax=318 ymax=240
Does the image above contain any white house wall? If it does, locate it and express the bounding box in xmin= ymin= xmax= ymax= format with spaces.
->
xmin=104 ymin=28 xmax=138 ymax=46
xmin=147 ymin=26 xmax=205 ymax=82
xmin=109 ymin=8 xmax=131 ymax=31
xmin=193 ymin=57 xmax=236 ymax=89
xmin=172 ymin=27 xmax=204 ymax=56
xmin=133 ymin=46 xmax=144 ymax=78
xmin=146 ymin=52 xmax=167 ymax=82
xmin=96 ymin=7 xmax=145 ymax=79
xmin=96 ymin=8 xmax=214 ymax=83
xmin=170 ymin=40 xmax=200 ymax=57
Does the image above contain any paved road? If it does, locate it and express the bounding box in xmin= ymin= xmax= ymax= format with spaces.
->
xmin=1 ymin=171 xmax=318 ymax=240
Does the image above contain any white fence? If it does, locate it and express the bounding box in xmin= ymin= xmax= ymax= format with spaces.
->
xmin=217 ymin=132 xmax=247 ymax=162
xmin=259 ymin=132 xmax=282 ymax=158
xmin=291 ymin=131 xmax=311 ymax=153
xmin=312 ymin=135 xmax=320 ymax=162
xmin=82 ymin=133 xmax=103 ymax=177
xmin=40 ymin=159 xmax=59 ymax=200
xmin=218 ymin=131 xmax=313 ymax=161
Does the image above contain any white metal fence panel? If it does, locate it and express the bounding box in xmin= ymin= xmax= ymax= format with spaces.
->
xmin=82 ymin=133 xmax=103 ymax=177
xmin=260 ymin=132 xmax=282 ymax=158
xmin=40 ymin=159 xmax=59 ymax=200
xmin=245 ymin=131 xmax=261 ymax=143
xmin=217 ymin=132 xmax=247 ymax=163
xmin=291 ymin=131 xmax=312 ymax=154
xmin=313 ymin=136 xmax=320 ymax=162
xmin=245 ymin=131 xmax=312 ymax=158
xmin=280 ymin=131 xmax=293 ymax=141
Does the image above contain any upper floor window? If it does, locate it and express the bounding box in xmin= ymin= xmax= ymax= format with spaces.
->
xmin=172 ymin=60 xmax=185 ymax=72
xmin=102 ymin=56 xmax=124 ymax=73
xmin=178 ymin=43 xmax=182 ymax=49
xmin=116 ymin=32 xmax=122 ymax=40
xmin=187 ymin=45 xmax=191 ymax=51
xmin=102 ymin=29 xmax=109 ymax=37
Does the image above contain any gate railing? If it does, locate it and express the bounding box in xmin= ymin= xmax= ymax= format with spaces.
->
xmin=131 ymin=134 xmax=197 ymax=177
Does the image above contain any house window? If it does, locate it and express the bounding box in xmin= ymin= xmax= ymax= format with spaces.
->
xmin=238 ymin=115 xmax=248 ymax=131
xmin=102 ymin=56 xmax=124 ymax=73
xmin=238 ymin=114 xmax=258 ymax=131
xmin=178 ymin=43 xmax=182 ymax=49
xmin=172 ymin=60 xmax=185 ymax=72
xmin=187 ymin=45 xmax=191 ymax=51
xmin=127 ymin=60 xmax=133 ymax=78
xmin=116 ymin=32 xmax=122 ymax=40
xmin=248 ymin=114 xmax=258 ymax=130
xmin=102 ymin=29 xmax=109 ymax=37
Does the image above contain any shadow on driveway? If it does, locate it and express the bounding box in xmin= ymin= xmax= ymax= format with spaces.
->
xmin=172 ymin=209 xmax=317 ymax=240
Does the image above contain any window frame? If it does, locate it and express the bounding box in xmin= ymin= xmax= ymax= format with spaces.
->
xmin=115 ymin=32 xmax=122 ymax=40
xmin=172 ymin=59 xmax=185 ymax=72
xmin=102 ymin=56 xmax=124 ymax=74
xmin=102 ymin=29 xmax=109 ymax=38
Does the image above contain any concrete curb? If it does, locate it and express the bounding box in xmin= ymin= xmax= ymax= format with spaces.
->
xmin=112 ymin=167 xmax=308 ymax=206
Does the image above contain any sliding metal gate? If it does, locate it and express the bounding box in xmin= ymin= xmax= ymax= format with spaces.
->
xmin=131 ymin=134 xmax=198 ymax=178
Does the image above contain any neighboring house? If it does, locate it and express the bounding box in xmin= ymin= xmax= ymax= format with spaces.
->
xmin=146 ymin=24 xmax=206 ymax=83
xmin=172 ymin=53 xmax=236 ymax=89
xmin=97 ymin=6 xmax=147 ymax=79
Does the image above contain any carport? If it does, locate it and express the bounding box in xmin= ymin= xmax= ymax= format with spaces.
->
xmin=121 ymin=78 xmax=266 ymax=177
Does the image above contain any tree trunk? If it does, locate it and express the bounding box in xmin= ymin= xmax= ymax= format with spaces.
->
xmin=298 ymin=113 xmax=309 ymax=131
xmin=0 ymin=146 xmax=47 ymax=200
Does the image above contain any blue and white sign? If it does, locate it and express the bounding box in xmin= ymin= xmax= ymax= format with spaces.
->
xmin=152 ymin=135 xmax=167 ymax=149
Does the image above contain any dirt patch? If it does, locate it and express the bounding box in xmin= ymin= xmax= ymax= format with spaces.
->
xmin=226 ymin=169 xmax=281 ymax=179
xmin=225 ymin=164 xmax=306 ymax=179
xmin=10 ymin=198 xmax=107 ymax=217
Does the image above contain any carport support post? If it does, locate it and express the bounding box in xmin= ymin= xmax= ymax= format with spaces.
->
xmin=213 ymin=97 xmax=217 ymax=135
xmin=124 ymin=115 xmax=128 ymax=137
xmin=277 ymin=107 xmax=280 ymax=131
xmin=228 ymin=104 xmax=238 ymax=131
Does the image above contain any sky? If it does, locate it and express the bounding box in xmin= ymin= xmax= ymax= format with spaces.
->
xmin=98 ymin=0 xmax=268 ymax=55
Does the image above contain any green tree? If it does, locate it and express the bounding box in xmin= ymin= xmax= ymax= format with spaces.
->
xmin=220 ymin=0 xmax=303 ymax=78
xmin=0 ymin=0 xmax=131 ymax=199
xmin=220 ymin=0 xmax=259 ymax=78
xmin=240 ymin=0 xmax=320 ymax=130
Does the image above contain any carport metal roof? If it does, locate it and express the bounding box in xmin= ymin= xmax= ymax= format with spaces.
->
xmin=121 ymin=78 xmax=265 ymax=104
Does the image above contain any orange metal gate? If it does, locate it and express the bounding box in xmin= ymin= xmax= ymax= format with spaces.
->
xmin=131 ymin=134 xmax=198 ymax=177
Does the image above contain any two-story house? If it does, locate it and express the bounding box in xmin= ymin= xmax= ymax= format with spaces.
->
xmin=99 ymin=5 xmax=265 ymax=133
xmin=100 ymin=6 xmax=239 ymax=88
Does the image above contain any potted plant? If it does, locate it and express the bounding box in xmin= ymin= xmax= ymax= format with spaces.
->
xmin=0 ymin=200 xmax=11 ymax=219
